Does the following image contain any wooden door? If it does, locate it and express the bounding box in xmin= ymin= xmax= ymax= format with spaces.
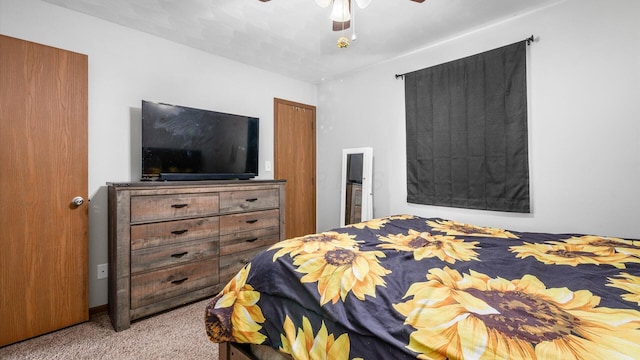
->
xmin=0 ymin=35 xmax=88 ymax=346
xmin=274 ymin=99 xmax=316 ymax=238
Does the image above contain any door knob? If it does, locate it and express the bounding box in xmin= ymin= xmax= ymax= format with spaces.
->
xmin=72 ymin=196 xmax=85 ymax=207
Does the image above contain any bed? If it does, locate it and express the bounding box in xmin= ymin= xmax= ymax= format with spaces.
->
xmin=204 ymin=215 xmax=640 ymax=359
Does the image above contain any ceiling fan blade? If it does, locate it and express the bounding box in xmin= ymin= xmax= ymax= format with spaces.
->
xmin=410 ymin=0 xmax=426 ymax=2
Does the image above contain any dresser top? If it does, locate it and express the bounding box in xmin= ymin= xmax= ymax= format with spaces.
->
xmin=107 ymin=179 xmax=285 ymax=188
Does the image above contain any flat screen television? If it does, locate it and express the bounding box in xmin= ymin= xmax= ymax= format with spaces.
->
xmin=141 ymin=100 xmax=259 ymax=181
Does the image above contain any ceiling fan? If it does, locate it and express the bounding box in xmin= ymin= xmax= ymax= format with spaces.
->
xmin=259 ymin=0 xmax=425 ymax=32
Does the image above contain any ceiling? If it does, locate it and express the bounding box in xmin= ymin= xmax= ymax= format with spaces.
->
xmin=42 ymin=0 xmax=562 ymax=83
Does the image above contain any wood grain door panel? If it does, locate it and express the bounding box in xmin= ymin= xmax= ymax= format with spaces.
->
xmin=274 ymin=99 xmax=316 ymax=238
xmin=0 ymin=35 xmax=88 ymax=346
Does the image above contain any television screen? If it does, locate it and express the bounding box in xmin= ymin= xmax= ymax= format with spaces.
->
xmin=141 ymin=100 xmax=259 ymax=180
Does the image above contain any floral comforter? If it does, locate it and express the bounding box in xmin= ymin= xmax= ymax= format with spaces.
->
xmin=204 ymin=215 xmax=640 ymax=359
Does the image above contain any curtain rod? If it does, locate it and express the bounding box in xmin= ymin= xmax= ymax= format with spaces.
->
xmin=395 ymin=35 xmax=535 ymax=80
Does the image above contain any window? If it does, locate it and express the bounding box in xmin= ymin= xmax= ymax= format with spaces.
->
xmin=404 ymin=41 xmax=530 ymax=213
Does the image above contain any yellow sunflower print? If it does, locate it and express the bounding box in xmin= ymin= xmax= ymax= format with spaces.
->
xmin=293 ymin=247 xmax=391 ymax=305
xmin=552 ymin=235 xmax=640 ymax=258
xmin=346 ymin=214 xmax=416 ymax=230
xmin=608 ymin=272 xmax=640 ymax=305
xmin=270 ymin=231 xmax=360 ymax=261
xmin=213 ymin=264 xmax=266 ymax=344
xmin=378 ymin=229 xmax=480 ymax=263
xmin=427 ymin=219 xmax=518 ymax=239
xmin=510 ymin=242 xmax=640 ymax=269
xmin=346 ymin=217 xmax=389 ymax=230
xmin=279 ymin=315 xmax=357 ymax=360
xmin=394 ymin=266 xmax=640 ymax=359
xmin=387 ymin=214 xmax=416 ymax=221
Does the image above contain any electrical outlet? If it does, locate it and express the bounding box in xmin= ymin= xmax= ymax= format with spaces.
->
xmin=97 ymin=263 xmax=108 ymax=280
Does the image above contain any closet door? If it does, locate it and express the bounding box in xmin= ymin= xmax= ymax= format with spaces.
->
xmin=0 ymin=35 xmax=88 ymax=346
xmin=274 ymin=98 xmax=316 ymax=238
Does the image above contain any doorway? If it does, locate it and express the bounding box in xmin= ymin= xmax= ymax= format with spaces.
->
xmin=274 ymin=98 xmax=316 ymax=238
xmin=0 ymin=35 xmax=89 ymax=346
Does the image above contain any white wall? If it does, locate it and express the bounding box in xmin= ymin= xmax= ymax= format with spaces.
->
xmin=317 ymin=0 xmax=640 ymax=239
xmin=0 ymin=0 xmax=317 ymax=307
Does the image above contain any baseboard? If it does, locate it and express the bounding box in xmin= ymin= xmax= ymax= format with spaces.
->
xmin=89 ymin=304 xmax=108 ymax=317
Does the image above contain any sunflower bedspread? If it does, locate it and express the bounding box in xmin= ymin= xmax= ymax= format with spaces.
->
xmin=204 ymin=215 xmax=640 ymax=359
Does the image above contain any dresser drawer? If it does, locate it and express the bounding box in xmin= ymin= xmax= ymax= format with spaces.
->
xmin=220 ymin=209 xmax=280 ymax=235
xmin=131 ymin=193 xmax=219 ymax=223
xmin=131 ymin=258 xmax=219 ymax=309
xmin=131 ymin=239 xmax=219 ymax=274
xmin=131 ymin=217 xmax=219 ymax=250
xmin=220 ymin=227 xmax=280 ymax=256
xmin=219 ymin=246 xmax=272 ymax=284
xmin=219 ymin=189 xmax=279 ymax=213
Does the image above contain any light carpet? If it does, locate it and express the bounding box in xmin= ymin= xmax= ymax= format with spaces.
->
xmin=0 ymin=299 xmax=219 ymax=359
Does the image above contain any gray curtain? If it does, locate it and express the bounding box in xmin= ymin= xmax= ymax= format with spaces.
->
xmin=405 ymin=41 xmax=530 ymax=213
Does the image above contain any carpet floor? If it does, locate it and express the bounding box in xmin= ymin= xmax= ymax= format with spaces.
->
xmin=0 ymin=299 xmax=219 ymax=359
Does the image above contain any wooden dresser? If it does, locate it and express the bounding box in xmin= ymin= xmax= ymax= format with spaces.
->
xmin=107 ymin=180 xmax=285 ymax=331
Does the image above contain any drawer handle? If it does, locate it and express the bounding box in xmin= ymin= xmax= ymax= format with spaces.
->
xmin=245 ymin=198 xmax=258 ymax=202
xmin=246 ymin=219 xmax=258 ymax=224
xmin=171 ymin=277 xmax=189 ymax=285
xmin=245 ymin=237 xmax=258 ymax=243
xmin=171 ymin=229 xmax=189 ymax=235
xmin=171 ymin=203 xmax=188 ymax=209
xmin=171 ymin=252 xmax=189 ymax=258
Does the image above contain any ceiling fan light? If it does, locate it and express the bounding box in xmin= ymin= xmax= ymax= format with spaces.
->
xmin=315 ymin=0 xmax=332 ymax=8
xmin=354 ymin=0 xmax=372 ymax=8
xmin=330 ymin=0 xmax=351 ymax=22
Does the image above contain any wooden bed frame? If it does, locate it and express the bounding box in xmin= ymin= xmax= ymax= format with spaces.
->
xmin=218 ymin=342 xmax=251 ymax=360
xmin=219 ymin=342 xmax=291 ymax=360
